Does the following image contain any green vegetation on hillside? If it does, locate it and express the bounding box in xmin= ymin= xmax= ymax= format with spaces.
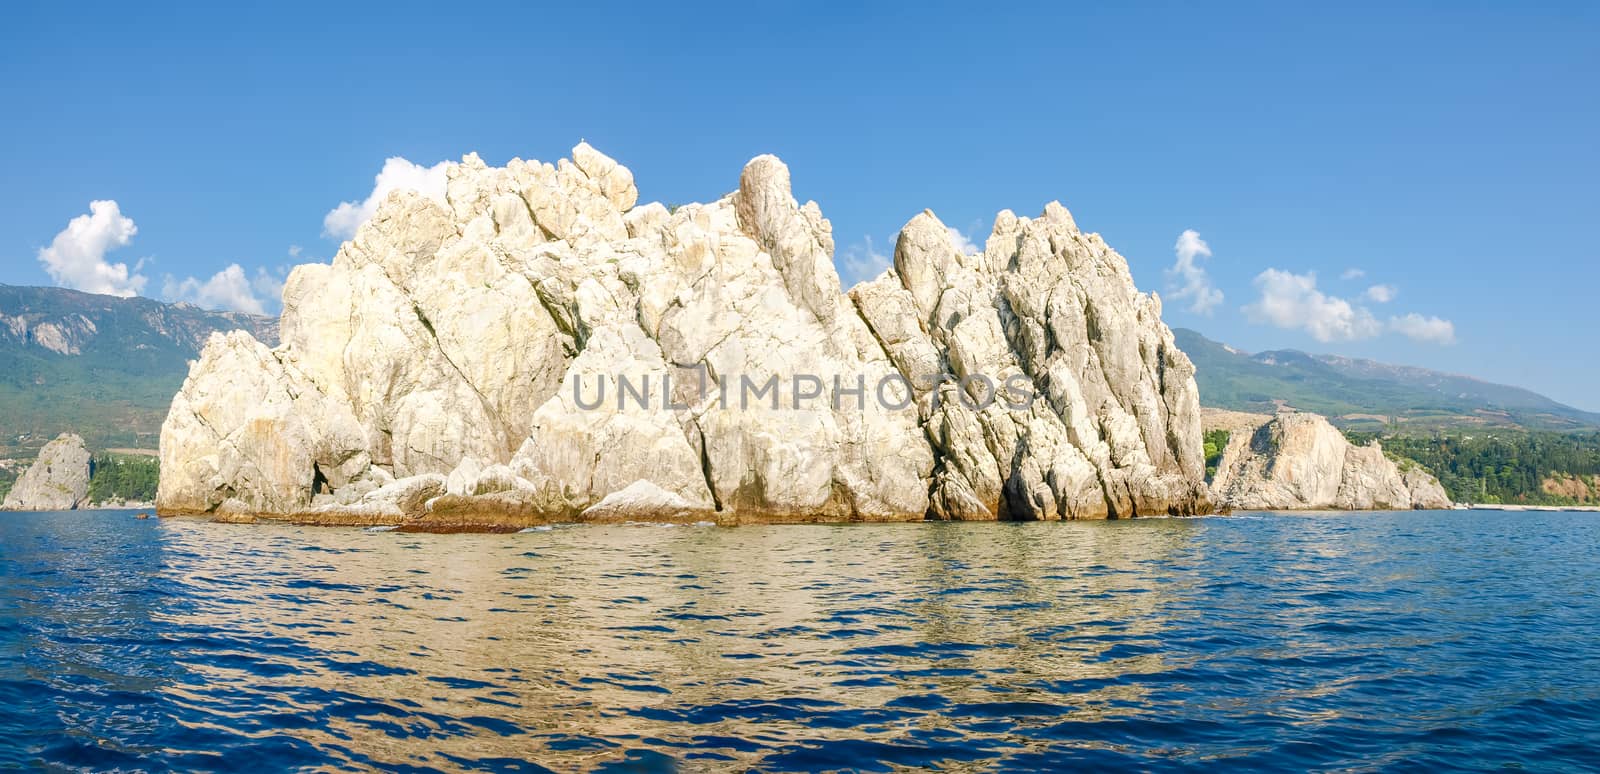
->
xmin=0 ymin=285 xmax=277 ymax=459
xmin=0 ymin=453 xmax=159 ymax=505
xmin=0 ymin=345 xmax=182 ymax=451
xmin=86 ymin=454 xmax=161 ymax=504
xmin=1203 ymin=429 xmax=1230 ymax=480
xmin=1345 ymin=430 xmax=1600 ymax=505
xmin=1176 ymin=328 xmax=1600 ymax=432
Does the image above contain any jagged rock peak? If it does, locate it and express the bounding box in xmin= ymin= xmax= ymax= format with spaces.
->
xmin=158 ymin=142 xmax=1211 ymax=529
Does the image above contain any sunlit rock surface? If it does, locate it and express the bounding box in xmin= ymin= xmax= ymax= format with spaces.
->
xmin=159 ymin=144 xmax=1211 ymax=528
xmin=1207 ymin=410 xmax=1452 ymax=510
xmin=2 ymin=433 xmax=91 ymax=511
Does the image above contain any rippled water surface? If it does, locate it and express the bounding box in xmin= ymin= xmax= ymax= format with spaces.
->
xmin=2 ymin=510 xmax=1598 ymax=771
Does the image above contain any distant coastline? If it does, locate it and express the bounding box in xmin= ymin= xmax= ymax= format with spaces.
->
xmin=1463 ymin=503 xmax=1600 ymax=513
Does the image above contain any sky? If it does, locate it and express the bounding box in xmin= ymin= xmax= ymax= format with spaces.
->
xmin=1 ymin=2 xmax=1596 ymax=409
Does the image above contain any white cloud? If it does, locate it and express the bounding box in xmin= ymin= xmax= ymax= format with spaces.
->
xmin=1389 ymin=313 xmax=1456 ymax=345
xmin=1341 ymin=268 xmax=1366 ymax=280
xmin=162 ymin=264 xmax=289 ymax=316
xmin=946 ymin=226 xmax=981 ymax=256
xmin=162 ymin=265 xmax=268 ymax=315
xmin=1364 ymin=284 xmax=1397 ymax=303
xmin=323 ymin=157 xmax=450 ymax=240
xmin=1164 ymin=229 xmax=1224 ymax=315
xmin=288 ymin=244 xmax=303 ymax=259
xmin=839 ymin=236 xmax=891 ymax=287
xmin=40 ymin=200 xmax=289 ymax=314
xmin=840 ymin=226 xmax=974 ymax=287
xmin=37 ymin=200 xmax=148 ymax=297
xmin=1245 ymin=269 xmax=1456 ymax=345
xmin=1244 ymin=269 xmax=1383 ymax=342
xmin=251 ymin=266 xmax=288 ymax=308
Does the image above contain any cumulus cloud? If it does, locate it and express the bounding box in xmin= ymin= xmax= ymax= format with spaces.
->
xmin=946 ymin=226 xmax=981 ymax=256
xmin=1364 ymin=284 xmax=1397 ymax=303
xmin=37 ymin=200 xmax=148 ymax=297
xmin=1244 ymin=269 xmax=1382 ymax=342
xmin=251 ymin=265 xmax=289 ymax=308
xmin=1244 ymin=269 xmax=1455 ymax=345
xmin=1390 ymin=312 xmax=1457 ymax=345
xmin=1164 ymin=229 xmax=1223 ymax=315
xmin=1341 ymin=268 xmax=1366 ymax=280
xmin=323 ymin=157 xmax=450 ymax=240
xmin=839 ymin=236 xmax=891 ymax=287
xmin=162 ymin=265 xmax=264 ymax=315
xmin=38 ymin=200 xmax=290 ymax=314
xmin=163 ymin=264 xmax=290 ymax=316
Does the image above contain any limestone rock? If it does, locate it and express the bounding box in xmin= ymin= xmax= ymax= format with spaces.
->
xmin=2 ymin=433 xmax=91 ymax=511
xmin=1207 ymin=409 xmax=1452 ymax=510
xmin=1403 ymin=467 xmax=1453 ymax=509
xmin=851 ymin=206 xmax=1210 ymax=519
xmin=158 ymin=142 xmax=1212 ymax=527
xmin=158 ymin=330 xmax=369 ymax=515
xmin=293 ymin=473 xmax=446 ymax=526
xmin=579 ymin=480 xmax=714 ymax=523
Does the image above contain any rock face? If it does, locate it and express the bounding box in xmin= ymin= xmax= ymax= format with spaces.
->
xmin=1208 ymin=410 xmax=1452 ymax=510
xmin=851 ymin=205 xmax=1209 ymax=520
xmin=158 ymin=144 xmax=1212 ymax=528
xmin=2 ymin=433 xmax=92 ymax=511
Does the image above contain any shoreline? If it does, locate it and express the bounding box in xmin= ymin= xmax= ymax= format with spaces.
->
xmin=1462 ymin=503 xmax=1600 ymax=513
xmin=10 ymin=505 xmax=1593 ymax=525
xmin=0 ymin=503 xmax=155 ymax=514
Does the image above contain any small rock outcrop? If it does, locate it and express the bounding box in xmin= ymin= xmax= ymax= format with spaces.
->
xmin=158 ymin=144 xmax=1212 ymax=528
xmin=2 ymin=433 xmax=92 ymax=511
xmin=1207 ymin=410 xmax=1452 ymax=510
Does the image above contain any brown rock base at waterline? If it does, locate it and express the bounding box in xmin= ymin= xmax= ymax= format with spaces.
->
xmin=156 ymin=500 xmax=1213 ymax=532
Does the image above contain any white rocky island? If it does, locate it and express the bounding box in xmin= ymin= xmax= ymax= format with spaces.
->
xmin=2 ymin=433 xmax=92 ymax=511
xmin=1207 ymin=410 xmax=1452 ymax=511
xmin=157 ymin=144 xmax=1213 ymax=529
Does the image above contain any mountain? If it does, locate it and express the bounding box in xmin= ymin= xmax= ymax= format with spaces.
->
xmin=0 ymin=285 xmax=278 ymax=456
xmin=1175 ymin=328 xmax=1600 ymax=432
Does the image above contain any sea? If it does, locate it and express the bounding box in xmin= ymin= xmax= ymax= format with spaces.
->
xmin=1 ymin=509 xmax=1596 ymax=772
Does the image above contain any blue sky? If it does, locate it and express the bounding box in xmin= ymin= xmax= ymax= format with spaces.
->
xmin=2 ymin=2 xmax=1596 ymax=409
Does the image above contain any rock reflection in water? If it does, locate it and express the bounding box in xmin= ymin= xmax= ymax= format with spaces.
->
xmin=151 ymin=519 xmax=1196 ymax=769
xmin=5 ymin=511 xmax=1597 ymax=771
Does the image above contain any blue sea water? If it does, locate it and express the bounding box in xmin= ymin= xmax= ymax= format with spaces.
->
xmin=1 ymin=510 xmax=1597 ymax=772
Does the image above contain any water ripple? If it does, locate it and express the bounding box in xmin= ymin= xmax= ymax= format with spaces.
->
xmin=1 ymin=510 xmax=1598 ymax=771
